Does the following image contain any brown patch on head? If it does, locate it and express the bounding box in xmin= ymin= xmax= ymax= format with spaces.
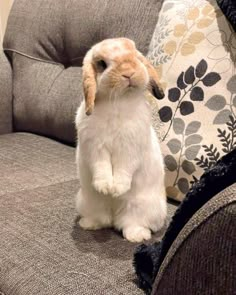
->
xmin=82 ymin=38 xmax=164 ymax=115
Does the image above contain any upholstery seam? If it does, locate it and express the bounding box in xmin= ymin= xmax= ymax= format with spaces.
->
xmin=47 ymin=67 xmax=65 ymax=93
xmin=4 ymin=48 xmax=84 ymax=65
xmin=3 ymin=48 xmax=64 ymax=68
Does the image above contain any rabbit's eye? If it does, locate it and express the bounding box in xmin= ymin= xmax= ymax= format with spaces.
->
xmin=96 ymin=60 xmax=107 ymax=72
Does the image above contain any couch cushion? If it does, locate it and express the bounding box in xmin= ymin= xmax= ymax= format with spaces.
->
xmin=147 ymin=0 xmax=236 ymax=201
xmin=0 ymin=132 xmax=76 ymax=196
xmin=4 ymin=0 xmax=163 ymax=64
xmin=3 ymin=0 xmax=164 ymax=144
xmin=0 ymin=179 xmax=177 ymax=295
xmin=12 ymin=54 xmax=82 ymax=144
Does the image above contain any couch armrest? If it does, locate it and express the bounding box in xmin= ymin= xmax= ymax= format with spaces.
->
xmin=0 ymin=50 xmax=12 ymax=134
xmin=152 ymin=183 xmax=236 ymax=295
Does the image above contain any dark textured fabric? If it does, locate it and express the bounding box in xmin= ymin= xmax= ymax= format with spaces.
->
xmin=0 ymin=132 xmax=76 ymax=196
xmin=152 ymin=185 xmax=236 ymax=295
xmin=4 ymin=0 xmax=163 ymax=65
xmin=12 ymin=53 xmax=82 ymax=144
xmin=0 ymin=51 xmax=12 ymax=134
xmin=216 ymin=0 xmax=236 ymax=31
xmin=134 ymin=149 xmax=236 ymax=293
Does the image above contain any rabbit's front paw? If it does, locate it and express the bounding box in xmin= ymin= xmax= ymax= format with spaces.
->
xmin=111 ymin=176 xmax=131 ymax=198
xmin=123 ymin=226 xmax=151 ymax=243
xmin=79 ymin=217 xmax=103 ymax=230
xmin=93 ymin=177 xmax=113 ymax=195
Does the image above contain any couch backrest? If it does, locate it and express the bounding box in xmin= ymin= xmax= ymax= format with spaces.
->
xmin=4 ymin=0 xmax=163 ymax=144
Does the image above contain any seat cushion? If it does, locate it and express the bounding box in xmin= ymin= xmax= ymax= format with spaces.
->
xmin=0 ymin=177 xmax=177 ymax=294
xmin=0 ymin=132 xmax=76 ymax=196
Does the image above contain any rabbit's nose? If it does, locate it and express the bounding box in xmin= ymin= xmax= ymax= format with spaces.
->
xmin=122 ymin=72 xmax=135 ymax=80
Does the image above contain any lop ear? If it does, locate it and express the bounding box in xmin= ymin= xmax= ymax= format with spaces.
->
xmin=82 ymin=50 xmax=97 ymax=115
xmin=137 ymin=52 xmax=165 ymax=100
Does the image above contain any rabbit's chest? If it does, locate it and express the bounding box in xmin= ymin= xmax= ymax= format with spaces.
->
xmin=95 ymin=114 xmax=143 ymax=150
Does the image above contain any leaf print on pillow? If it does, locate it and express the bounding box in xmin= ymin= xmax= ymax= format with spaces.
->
xmin=174 ymin=24 xmax=188 ymax=37
xmin=187 ymin=7 xmax=200 ymax=20
xmin=212 ymin=59 xmax=231 ymax=74
xmin=173 ymin=118 xmax=185 ymax=134
xmin=164 ymin=41 xmax=177 ymax=55
xmin=185 ymin=121 xmax=201 ymax=135
xmin=197 ymin=18 xmax=214 ymax=29
xmin=177 ymin=72 xmax=188 ymax=89
xmin=159 ymin=106 xmax=173 ymax=122
xmin=162 ymin=3 xmax=174 ymax=12
xmin=195 ymin=155 xmax=213 ymax=170
xmin=167 ymin=138 xmax=182 ymax=154
xmin=164 ymin=155 xmax=177 ymax=171
xmin=202 ymin=3 xmax=214 ymax=16
xmin=185 ymin=145 xmax=201 ymax=160
xmin=202 ymin=144 xmax=220 ymax=162
xmin=190 ymin=87 xmax=204 ymax=101
xmin=202 ymin=72 xmax=221 ymax=86
xmin=233 ymin=96 xmax=236 ymax=108
xmin=213 ymin=109 xmax=232 ymax=124
xmin=168 ymin=88 xmax=181 ymax=102
xmin=188 ymin=32 xmax=205 ymax=44
xmin=181 ymin=43 xmax=195 ymax=56
xmin=218 ymin=128 xmax=232 ymax=153
xmin=206 ymin=29 xmax=227 ymax=46
xmin=184 ymin=66 xmax=195 ymax=84
xmin=227 ymin=75 xmax=236 ymax=93
xmin=195 ymin=59 xmax=208 ymax=78
xmin=208 ymin=45 xmax=228 ymax=60
xmin=177 ymin=178 xmax=189 ymax=194
xmin=182 ymin=160 xmax=196 ymax=175
xmin=185 ymin=134 xmax=203 ymax=146
xmin=205 ymin=95 xmax=226 ymax=111
xmin=180 ymin=101 xmax=194 ymax=115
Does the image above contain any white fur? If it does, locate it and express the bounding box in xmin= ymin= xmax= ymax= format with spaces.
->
xmin=75 ymin=90 xmax=167 ymax=243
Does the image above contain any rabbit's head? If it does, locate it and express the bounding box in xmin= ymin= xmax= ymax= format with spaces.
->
xmin=82 ymin=38 xmax=164 ymax=115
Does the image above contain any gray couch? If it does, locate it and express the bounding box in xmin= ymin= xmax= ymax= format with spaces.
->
xmin=0 ymin=0 xmax=235 ymax=294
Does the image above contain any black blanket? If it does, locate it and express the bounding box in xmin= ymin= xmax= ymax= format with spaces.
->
xmin=133 ymin=148 xmax=236 ymax=294
xmin=217 ymin=0 xmax=236 ymax=31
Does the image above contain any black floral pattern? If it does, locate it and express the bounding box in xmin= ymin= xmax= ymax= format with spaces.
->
xmin=195 ymin=115 xmax=236 ymax=170
xmin=159 ymin=59 xmax=221 ymax=141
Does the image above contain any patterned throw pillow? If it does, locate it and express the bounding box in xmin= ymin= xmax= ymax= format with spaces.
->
xmin=148 ymin=0 xmax=236 ymax=201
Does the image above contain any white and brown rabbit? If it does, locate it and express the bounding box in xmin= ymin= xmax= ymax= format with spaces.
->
xmin=75 ymin=38 xmax=167 ymax=243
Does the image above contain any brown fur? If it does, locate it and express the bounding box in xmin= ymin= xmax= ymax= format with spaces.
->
xmin=83 ymin=38 xmax=163 ymax=115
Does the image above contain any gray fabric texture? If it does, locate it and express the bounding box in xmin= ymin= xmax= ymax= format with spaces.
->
xmin=12 ymin=53 xmax=83 ymax=144
xmin=0 ymin=132 xmax=177 ymax=295
xmin=3 ymin=0 xmax=164 ymax=143
xmin=152 ymin=183 xmax=236 ymax=295
xmin=4 ymin=0 xmax=163 ymax=64
xmin=0 ymin=50 xmax=12 ymax=134
xmin=0 ymin=132 xmax=76 ymax=196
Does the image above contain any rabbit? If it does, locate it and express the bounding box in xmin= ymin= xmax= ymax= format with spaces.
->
xmin=75 ymin=38 xmax=167 ymax=243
